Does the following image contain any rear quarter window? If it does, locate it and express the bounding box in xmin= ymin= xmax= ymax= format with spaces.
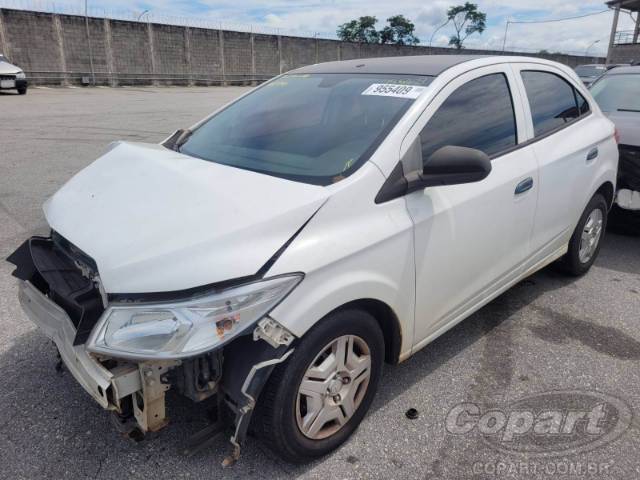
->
xmin=521 ymin=71 xmax=589 ymax=137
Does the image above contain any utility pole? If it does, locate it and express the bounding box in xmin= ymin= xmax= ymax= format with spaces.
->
xmin=501 ymin=20 xmax=510 ymax=52
xmin=584 ymin=39 xmax=600 ymax=60
xmin=85 ymin=0 xmax=96 ymax=85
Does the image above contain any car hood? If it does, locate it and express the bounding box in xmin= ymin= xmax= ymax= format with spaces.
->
xmin=0 ymin=61 xmax=21 ymax=75
xmin=44 ymin=142 xmax=329 ymax=293
xmin=604 ymin=111 xmax=640 ymax=147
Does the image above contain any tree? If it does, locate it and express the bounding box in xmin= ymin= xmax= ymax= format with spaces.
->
xmin=447 ymin=2 xmax=486 ymax=49
xmin=380 ymin=15 xmax=420 ymax=45
xmin=337 ymin=16 xmax=380 ymax=43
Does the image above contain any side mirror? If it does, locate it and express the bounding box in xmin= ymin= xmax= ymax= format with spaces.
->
xmin=374 ymin=145 xmax=492 ymax=204
xmin=421 ymin=146 xmax=492 ymax=187
xmin=162 ymin=128 xmax=192 ymax=151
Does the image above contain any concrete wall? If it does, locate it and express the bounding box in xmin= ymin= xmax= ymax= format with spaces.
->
xmin=607 ymin=44 xmax=640 ymax=64
xmin=0 ymin=8 xmax=604 ymax=86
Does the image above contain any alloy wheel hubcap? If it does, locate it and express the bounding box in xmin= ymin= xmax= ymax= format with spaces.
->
xmin=296 ymin=335 xmax=371 ymax=440
xmin=578 ymin=208 xmax=603 ymax=264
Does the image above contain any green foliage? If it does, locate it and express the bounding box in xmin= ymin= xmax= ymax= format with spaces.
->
xmin=337 ymin=14 xmax=419 ymax=45
xmin=337 ymin=16 xmax=380 ymax=43
xmin=380 ymin=15 xmax=420 ymax=45
xmin=447 ymin=2 xmax=487 ymax=49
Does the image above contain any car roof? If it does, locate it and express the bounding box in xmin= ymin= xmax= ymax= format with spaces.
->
xmin=290 ymin=55 xmax=489 ymax=76
xmin=605 ymin=65 xmax=640 ymax=75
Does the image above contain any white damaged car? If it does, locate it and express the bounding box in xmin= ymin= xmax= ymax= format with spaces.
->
xmin=0 ymin=53 xmax=27 ymax=94
xmin=7 ymin=55 xmax=618 ymax=464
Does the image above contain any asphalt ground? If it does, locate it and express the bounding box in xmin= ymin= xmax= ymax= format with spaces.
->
xmin=1 ymin=86 xmax=639 ymax=480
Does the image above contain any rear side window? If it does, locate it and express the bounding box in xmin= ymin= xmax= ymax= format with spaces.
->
xmin=420 ymin=73 xmax=517 ymax=161
xmin=521 ymin=71 xmax=589 ymax=137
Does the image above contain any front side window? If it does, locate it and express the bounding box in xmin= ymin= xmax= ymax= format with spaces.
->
xmin=419 ymin=73 xmax=517 ymax=162
xmin=590 ymin=74 xmax=640 ymax=113
xmin=179 ymin=73 xmax=434 ymax=185
xmin=521 ymin=71 xmax=588 ymax=137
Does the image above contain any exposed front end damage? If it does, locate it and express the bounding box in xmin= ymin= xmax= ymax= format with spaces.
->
xmin=7 ymin=235 xmax=297 ymax=465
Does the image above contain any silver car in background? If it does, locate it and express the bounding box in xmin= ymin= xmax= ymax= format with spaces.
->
xmin=0 ymin=54 xmax=27 ymax=95
xmin=574 ymin=64 xmax=627 ymax=87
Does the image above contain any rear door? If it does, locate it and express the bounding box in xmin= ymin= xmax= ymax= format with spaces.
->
xmin=510 ymin=65 xmax=603 ymax=262
xmin=405 ymin=65 xmax=539 ymax=349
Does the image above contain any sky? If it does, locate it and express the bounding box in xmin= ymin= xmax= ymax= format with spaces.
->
xmin=5 ymin=0 xmax=639 ymax=56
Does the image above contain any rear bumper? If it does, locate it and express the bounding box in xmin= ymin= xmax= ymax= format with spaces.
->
xmin=18 ymin=280 xmax=140 ymax=409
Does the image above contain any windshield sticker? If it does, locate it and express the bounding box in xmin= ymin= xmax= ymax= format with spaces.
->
xmin=362 ymin=83 xmax=428 ymax=99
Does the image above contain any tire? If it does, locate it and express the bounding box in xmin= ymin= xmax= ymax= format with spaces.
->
xmin=17 ymin=86 xmax=27 ymax=95
xmin=253 ymin=308 xmax=384 ymax=463
xmin=559 ymin=193 xmax=608 ymax=276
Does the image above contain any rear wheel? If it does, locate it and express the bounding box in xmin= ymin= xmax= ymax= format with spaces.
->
xmin=253 ymin=309 xmax=384 ymax=463
xmin=559 ymin=193 xmax=607 ymax=276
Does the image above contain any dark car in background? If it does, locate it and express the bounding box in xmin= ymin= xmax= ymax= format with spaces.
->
xmin=575 ymin=64 xmax=608 ymax=86
xmin=590 ymin=65 xmax=640 ymax=231
xmin=575 ymin=64 xmax=627 ymax=87
xmin=0 ymin=53 xmax=27 ymax=94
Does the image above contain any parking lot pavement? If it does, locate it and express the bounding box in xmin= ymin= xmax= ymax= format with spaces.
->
xmin=1 ymin=87 xmax=639 ymax=480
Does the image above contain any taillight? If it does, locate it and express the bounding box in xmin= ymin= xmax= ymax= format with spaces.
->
xmin=614 ymin=127 xmax=620 ymax=144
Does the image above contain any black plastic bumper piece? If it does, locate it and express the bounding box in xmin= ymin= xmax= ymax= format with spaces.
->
xmin=219 ymin=335 xmax=292 ymax=464
xmin=619 ymin=145 xmax=640 ymax=192
xmin=6 ymin=236 xmax=104 ymax=345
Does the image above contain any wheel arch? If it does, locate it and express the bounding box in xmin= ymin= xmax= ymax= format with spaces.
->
xmin=331 ymin=298 xmax=403 ymax=365
xmin=595 ymin=181 xmax=615 ymax=210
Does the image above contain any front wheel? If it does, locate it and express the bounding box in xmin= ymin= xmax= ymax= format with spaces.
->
xmin=253 ymin=309 xmax=384 ymax=463
xmin=559 ymin=193 xmax=608 ymax=276
xmin=17 ymin=86 xmax=27 ymax=95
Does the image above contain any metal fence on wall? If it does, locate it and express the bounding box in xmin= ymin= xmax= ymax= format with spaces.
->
xmin=0 ymin=1 xmax=605 ymax=86
xmin=0 ymin=0 xmax=328 ymax=39
xmin=0 ymin=0 xmax=608 ymax=55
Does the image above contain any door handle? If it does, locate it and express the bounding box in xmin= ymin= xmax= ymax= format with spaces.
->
xmin=586 ymin=147 xmax=599 ymax=162
xmin=515 ymin=177 xmax=534 ymax=195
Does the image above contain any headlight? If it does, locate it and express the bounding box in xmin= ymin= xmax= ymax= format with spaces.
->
xmin=15 ymin=71 xmax=25 ymax=79
xmin=86 ymin=274 xmax=302 ymax=360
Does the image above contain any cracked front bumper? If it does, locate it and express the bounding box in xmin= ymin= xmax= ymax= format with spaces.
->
xmin=18 ymin=280 xmax=141 ymax=409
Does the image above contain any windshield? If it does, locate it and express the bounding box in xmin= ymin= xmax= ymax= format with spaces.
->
xmin=575 ymin=65 xmax=605 ymax=77
xmin=179 ymin=73 xmax=434 ymax=185
xmin=590 ymin=74 xmax=640 ymax=112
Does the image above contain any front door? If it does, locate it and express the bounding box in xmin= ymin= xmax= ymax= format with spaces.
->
xmin=405 ymin=66 xmax=538 ymax=350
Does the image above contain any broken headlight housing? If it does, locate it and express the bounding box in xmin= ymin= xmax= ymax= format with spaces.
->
xmin=86 ymin=274 xmax=302 ymax=360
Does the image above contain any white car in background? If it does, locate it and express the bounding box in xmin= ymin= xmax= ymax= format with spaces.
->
xmin=8 ymin=55 xmax=617 ymax=464
xmin=0 ymin=53 xmax=27 ymax=94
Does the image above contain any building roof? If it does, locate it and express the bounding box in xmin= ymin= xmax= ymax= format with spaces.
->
xmin=606 ymin=0 xmax=640 ymax=12
xmin=290 ymin=55 xmax=488 ymax=76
